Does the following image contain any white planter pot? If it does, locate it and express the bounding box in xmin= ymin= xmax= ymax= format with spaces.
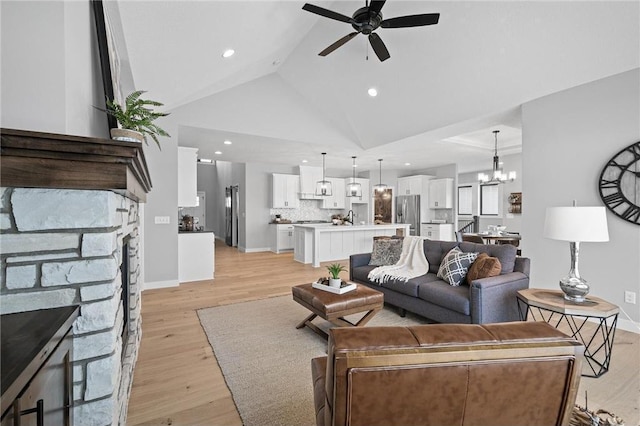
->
xmin=329 ymin=278 xmax=341 ymax=288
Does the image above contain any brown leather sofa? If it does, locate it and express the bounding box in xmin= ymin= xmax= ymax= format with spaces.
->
xmin=311 ymin=321 xmax=583 ymax=426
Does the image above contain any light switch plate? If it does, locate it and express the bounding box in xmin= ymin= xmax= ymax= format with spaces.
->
xmin=155 ymin=216 xmax=170 ymax=225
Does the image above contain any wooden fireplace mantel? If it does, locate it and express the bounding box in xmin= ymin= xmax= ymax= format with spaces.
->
xmin=0 ymin=128 xmax=152 ymax=202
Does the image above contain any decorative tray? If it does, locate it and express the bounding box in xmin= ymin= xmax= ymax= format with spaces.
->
xmin=312 ymin=281 xmax=357 ymax=294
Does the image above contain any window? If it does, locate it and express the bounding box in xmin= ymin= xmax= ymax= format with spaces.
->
xmin=480 ymin=184 xmax=499 ymax=215
xmin=458 ymin=186 xmax=473 ymax=215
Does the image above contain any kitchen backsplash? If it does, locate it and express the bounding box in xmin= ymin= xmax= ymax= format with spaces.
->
xmin=271 ymin=199 xmax=344 ymax=222
xmin=432 ymin=209 xmax=454 ymax=223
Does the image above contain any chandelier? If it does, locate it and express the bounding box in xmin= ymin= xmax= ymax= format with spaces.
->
xmin=346 ymin=156 xmax=362 ymax=197
xmin=315 ymin=152 xmax=332 ymax=196
xmin=478 ymin=130 xmax=516 ymax=184
xmin=373 ymin=159 xmax=388 ymax=192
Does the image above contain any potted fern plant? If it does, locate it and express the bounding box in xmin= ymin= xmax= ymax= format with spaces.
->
xmin=326 ymin=263 xmax=347 ymax=288
xmin=105 ymin=90 xmax=170 ymax=148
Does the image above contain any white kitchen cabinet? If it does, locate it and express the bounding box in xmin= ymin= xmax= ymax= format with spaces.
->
xmin=429 ymin=178 xmax=454 ymax=209
xmin=298 ymin=166 xmax=323 ymax=199
xmin=178 ymin=147 xmax=198 ymax=207
xmin=321 ymin=178 xmax=346 ymax=209
xmin=397 ymin=175 xmax=433 ymax=195
xmin=345 ymin=178 xmax=370 ymax=205
xmin=271 ymin=224 xmax=295 ymax=253
xmin=272 ymin=173 xmax=300 ymax=208
xmin=421 ymin=223 xmax=454 ymax=241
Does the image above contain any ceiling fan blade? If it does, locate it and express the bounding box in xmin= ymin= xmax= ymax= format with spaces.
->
xmin=368 ymin=0 xmax=386 ymax=15
xmin=368 ymin=33 xmax=390 ymax=62
xmin=302 ymin=3 xmax=353 ymax=24
xmin=319 ymin=32 xmax=359 ymax=56
xmin=381 ymin=13 xmax=440 ymax=28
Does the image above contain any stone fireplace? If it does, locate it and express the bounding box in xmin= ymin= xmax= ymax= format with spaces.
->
xmin=0 ymin=129 xmax=152 ymax=426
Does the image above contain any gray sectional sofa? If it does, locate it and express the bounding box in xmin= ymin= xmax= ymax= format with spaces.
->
xmin=349 ymin=239 xmax=530 ymax=324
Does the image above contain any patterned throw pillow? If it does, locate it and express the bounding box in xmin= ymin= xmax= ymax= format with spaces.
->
xmin=369 ymin=238 xmax=403 ymax=266
xmin=466 ymin=253 xmax=502 ymax=283
xmin=437 ymin=247 xmax=479 ymax=286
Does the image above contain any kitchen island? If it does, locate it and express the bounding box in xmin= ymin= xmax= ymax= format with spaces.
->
xmin=294 ymin=223 xmax=410 ymax=267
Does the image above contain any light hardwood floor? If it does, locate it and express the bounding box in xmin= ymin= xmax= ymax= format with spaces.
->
xmin=127 ymin=240 xmax=336 ymax=425
xmin=127 ymin=240 xmax=639 ymax=425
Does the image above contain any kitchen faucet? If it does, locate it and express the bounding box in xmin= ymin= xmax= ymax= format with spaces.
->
xmin=346 ymin=210 xmax=354 ymax=224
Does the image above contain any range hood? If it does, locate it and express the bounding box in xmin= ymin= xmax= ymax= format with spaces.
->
xmin=298 ymin=166 xmax=323 ymax=200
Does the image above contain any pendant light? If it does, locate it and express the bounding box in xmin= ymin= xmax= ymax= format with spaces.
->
xmin=346 ymin=156 xmax=362 ymax=197
xmin=315 ymin=152 xmax=332 ymax=196
xmin=373 ymin=159 xmax=387 ymax=192
xmin=478 ymin=130 xmax=516 ymax=184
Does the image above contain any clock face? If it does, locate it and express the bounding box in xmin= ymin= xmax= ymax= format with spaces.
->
xmin=598 ymin=141 xmax=640 ymax=225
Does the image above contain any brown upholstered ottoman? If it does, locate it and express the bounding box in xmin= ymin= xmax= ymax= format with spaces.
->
xmin=292 ymin=283 xmax=384 ymax=339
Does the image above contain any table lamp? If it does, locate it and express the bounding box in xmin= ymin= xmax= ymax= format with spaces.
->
xmin=543 ymin=203 xmax=609 ymax=302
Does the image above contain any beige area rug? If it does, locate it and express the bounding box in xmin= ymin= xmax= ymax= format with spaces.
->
xmin=198 ymin=296 xmax=639 ymax=426
xmin=197 ymin=296 xmax=429 ymax=426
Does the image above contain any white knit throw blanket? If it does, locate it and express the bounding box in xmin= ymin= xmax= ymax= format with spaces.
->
xmin=368 ymin=236 xmax=430 ymax=284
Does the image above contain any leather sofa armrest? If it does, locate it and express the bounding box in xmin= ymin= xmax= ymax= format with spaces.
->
xmin=311 ymin=356 xmax=327 ymax=426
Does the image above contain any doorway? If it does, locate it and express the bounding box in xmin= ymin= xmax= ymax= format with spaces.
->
xmin=225 ymin=185 xmax=239 ymax=247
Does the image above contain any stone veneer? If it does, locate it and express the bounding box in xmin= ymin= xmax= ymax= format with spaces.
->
xmin=0 ymin=187 xmax=142 ymax=426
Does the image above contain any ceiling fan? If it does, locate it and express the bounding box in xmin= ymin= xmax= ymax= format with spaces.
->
xmin=302 ymin=0 xmax=439 ymax=62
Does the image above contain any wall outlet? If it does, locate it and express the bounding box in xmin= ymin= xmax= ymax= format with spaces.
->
xmin=624 ymin=291 xmax=636 ymax=304
xmin=154 ymin=216 xmax=170 ymax=225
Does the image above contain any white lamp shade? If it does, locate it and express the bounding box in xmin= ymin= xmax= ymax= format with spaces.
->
xmin=543 ymin=206 xmax=609 ymax=242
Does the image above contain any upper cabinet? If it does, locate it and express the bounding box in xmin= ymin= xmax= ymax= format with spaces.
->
xmin=272 ymin=173 xmax=300 ymax=208
xmin=178 ymin=147 xmax=198 ymax=207
xmin=298 ymin=166 xmax=323 ymax=200
xmin=345 ymin=177 xmax=370 ymax=205
xmin=429 ymin=178 xmax=454 ymax=209
xmin=321 ymin=178 xmax=346 ymax=209
xmin=397 ymin=175 xmax=432 ymax=196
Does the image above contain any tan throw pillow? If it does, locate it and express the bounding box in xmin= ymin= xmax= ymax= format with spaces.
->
xmin=466 ymin=253 xmax=502 ymax=283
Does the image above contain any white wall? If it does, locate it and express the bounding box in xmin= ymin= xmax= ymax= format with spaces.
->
xmin=1 ymin=1 xmax=106 ymax=137
xmin=522 ymin=69 xmax=640 ymax=329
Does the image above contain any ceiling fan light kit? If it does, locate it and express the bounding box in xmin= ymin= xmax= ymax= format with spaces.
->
xmin=478 ymin=130 xmax=516 ymax=184
xmin=346 ymin=156 xmax=363 ymax=197
xmin=315 ymin=152 xmax=333 ymax=196
xmin=302 ymin=0 xmax=440 ymax=62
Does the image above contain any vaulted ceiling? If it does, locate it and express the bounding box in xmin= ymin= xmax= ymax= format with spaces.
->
xmin=108 ymin=1 xmax=639 ymax=173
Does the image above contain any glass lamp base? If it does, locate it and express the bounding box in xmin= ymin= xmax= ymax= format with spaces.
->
xmin=559 ymin=276 xmax=589 ymax=303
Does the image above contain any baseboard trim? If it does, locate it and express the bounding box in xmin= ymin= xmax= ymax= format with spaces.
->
xmin=239 ymin=247 xmax=271 ymax=253
xmin=617 ymin=317 xmax=640 ymax=334
xmin=143 ymin=279 xmax=179 ymax=291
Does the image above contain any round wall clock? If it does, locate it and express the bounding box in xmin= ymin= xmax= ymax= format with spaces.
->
xmin=598 ymin=141 xmax=640 ymax=225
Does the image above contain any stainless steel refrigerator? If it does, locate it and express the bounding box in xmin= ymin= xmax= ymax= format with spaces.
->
xmin=396 ymin=195 xmax=420 ymax=236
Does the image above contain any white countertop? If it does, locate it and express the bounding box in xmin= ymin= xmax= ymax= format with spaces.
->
xmin=293 ymin=223 xmax=409 ymax=230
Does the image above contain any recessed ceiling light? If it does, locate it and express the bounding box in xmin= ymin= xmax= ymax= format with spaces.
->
xmin=404 ymin=162 xmax=411 ymax=166
xmin=302 ymin=159 xmax=308 ymax=163
xmin=198 ymin=158 xmax=212 ymax=163
xmin=368 ymin=87 xmax=378 ymax=97
xmin=222 ymin=49 xmax=235 ymax=58
xmin=224 ymin=140 xmax=232 ymax=145
xmin=214 ymin=151 xmax=222 ymax=155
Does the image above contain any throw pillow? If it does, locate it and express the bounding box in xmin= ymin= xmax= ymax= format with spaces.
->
xmin=466 ymin=253 xmax=502 ymax=283
xmin=437 ymin=247 xmax=479 ymax=286
xmin=369 ymin=238 xmax=403 ymax=266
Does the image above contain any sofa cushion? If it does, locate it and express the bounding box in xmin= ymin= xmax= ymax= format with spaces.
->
xmin=351 ymin=265 xmax=377 ymax=283
xmin=369 ymin=238 xmax=403 ymax=266
xmin=423 ymin=240 xmax=459 ymax=274
xmin=418 ymin=280 xmax=471 ymax=315
xmin=458 ymin=242 xmax=517 ymax=274
xmin=437 ymin=247 xmax=479 ymax=286
xmin=466 ymin=253 xmax=502 ymax=283
xmin=379 ymin=273 xmax=441 ymax=298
